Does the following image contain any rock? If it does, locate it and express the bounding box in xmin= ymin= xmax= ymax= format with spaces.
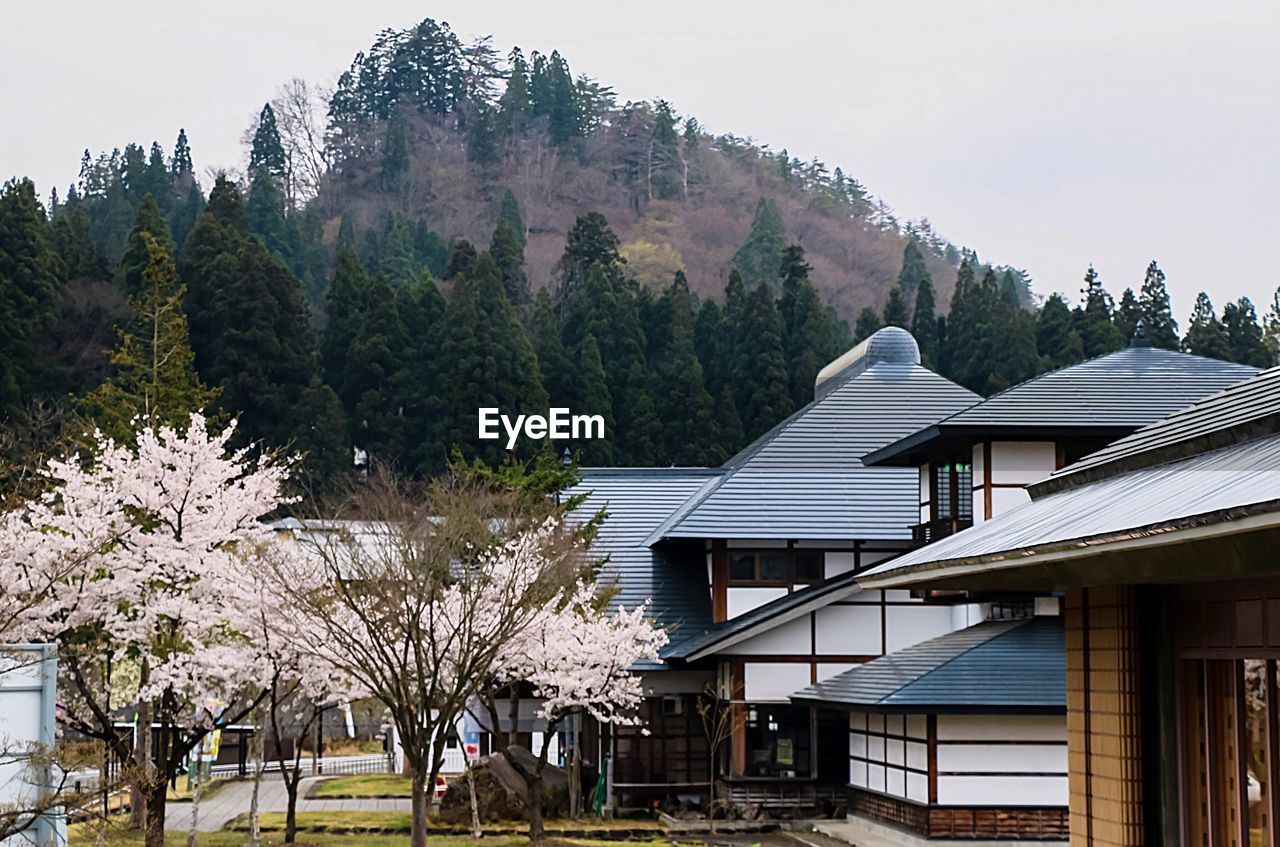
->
xmin=438 ymin=746 xmax=570 ymax=824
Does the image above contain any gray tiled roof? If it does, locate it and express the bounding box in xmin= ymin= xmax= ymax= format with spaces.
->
xmin=566 ymin=468 xmax=722 ymax=642
xmin=791 ymin=616 xmax=1064 ymax=712
xmin=1040 ymin=365 xmax=1280 ymax=494
xmin=865 ymin=346 xmax=1258 ymax=466
xmin=653 ymin=332 xmax=979 ymax=541
xmin=858 ymin=431 xmax=1280 ymax=589
xmin=662 ymin=572 xmax=862 ymax=661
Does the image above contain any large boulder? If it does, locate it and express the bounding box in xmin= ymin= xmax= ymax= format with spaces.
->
xmin=439 ymin=746 xmax=569 ymax=824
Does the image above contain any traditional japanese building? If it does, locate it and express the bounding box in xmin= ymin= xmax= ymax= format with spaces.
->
xmin=855 ymin=364 xmax=1280 ymax=846
xmin=862 ymin=325 xmax=1257 ymax=539
xmin=570 ymin=327 xmax=981 ymax=811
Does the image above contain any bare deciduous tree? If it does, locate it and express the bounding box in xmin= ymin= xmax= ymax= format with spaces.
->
xmin=276 ymin=473 xmax=580 ymax=847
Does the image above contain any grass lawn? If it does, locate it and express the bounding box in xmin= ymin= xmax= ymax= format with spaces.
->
xmin=69 ymin=820 xmax=665 ymax=847
xmin=230 ymin=811 xmax=663 ymax=837
xmin=308 ymin=773 xmax=413 ymax=798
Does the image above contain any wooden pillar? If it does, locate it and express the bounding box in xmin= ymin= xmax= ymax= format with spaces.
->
xmin=1065 ymin=587 xmax=1144 ymax=847
xmin=712 ymin=541 xmax=728 ymax=623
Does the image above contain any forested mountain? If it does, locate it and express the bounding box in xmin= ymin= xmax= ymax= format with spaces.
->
xmin=2 ymin=17 xmax=1279 ymax=494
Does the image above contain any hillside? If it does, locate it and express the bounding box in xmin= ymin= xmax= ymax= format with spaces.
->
xmin=293 ymin=19 xmax=971 ymax=321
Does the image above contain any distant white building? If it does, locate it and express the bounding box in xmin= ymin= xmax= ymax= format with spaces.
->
xmin=0 ymin=644 xmax=62 ymax=847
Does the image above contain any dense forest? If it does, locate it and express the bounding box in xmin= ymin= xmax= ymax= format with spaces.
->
xmin=2 ymin=17 xmax=1279 ymax=494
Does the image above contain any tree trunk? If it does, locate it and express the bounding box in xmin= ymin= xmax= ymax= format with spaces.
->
xmin=131 ymin=697 xmax=152 ymax=829
xmin=507 ymin=686 xmax=519 ymax=748
xmin=142 ymin=775 xmax=167 ymax=847
xmin=529 ymin=730 xmax=554 ymax=843
xmin=467 ymin=748 xmax=482 ymax=838
xmin=409 ymin=767 xmax=429 ymax=847
xmin=528 ymin=769 xmax=546 ymax=843
xmin=186 ymin=747 xmax=202 ymax=847
xmin=247 ymin=703 xmax=265 ymax=847
xmin=284 ymin=769 xmax=300 ymax=844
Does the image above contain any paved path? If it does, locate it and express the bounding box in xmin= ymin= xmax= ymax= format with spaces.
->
xmin=165 ymin=775 xmax=412 ymax=832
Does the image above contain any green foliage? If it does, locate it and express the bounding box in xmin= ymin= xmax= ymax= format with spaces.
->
xmin=1138 ymin=260 xmax=1179 ymax=349
xmin=853 ymin=307 xmax=881 ymax=344
xmin=490 ymin=218 xmax=530 ymax=306
xmin=778 ymin=245 xmax=838 ymax=407
xmin=649 ymin=100 xmax=684 ymax=202
xmin=732 ymin=198 xmax=786 ymax=288
xmin=734 ymin=282 xmax=793 ymax=441
xmin=1114 ymin=288 xmax=1141 ymax=344
xmin=575 ymin=334 xmax=615 ymax=465
xmin=179 ymin=176 xmax=324 ymax=457
xmin=1182 ymin=292 xmax=1231 ymax=361
xmin=910 ymin=274 xmax=939 ymax=368
xmin=896 ymin=241 xmax=930 ymax=300
xmin=497 ymin=190 xmax=526 ymax=247
xmin=116 ymin=193 xmax=174 ymax=298
xmin=80 ymin=233 xmax=218 ymax=442
xmin=248 ymin=103 xmax=288 ymax=186
xmin=1221 ymin=297 xmax=1273 ymax=367
xmin=0 ymin=179 xmax=64 ymax=415
xmin=655 ymin=272 xmax=720 ymax=465
xmin=882 ymin=285 xmax=909 ymax=329
xmin=1074 ymin=265 xmax=1125 ymax=358
xmin=1035 ymin=293 xmax=1084 ymax=369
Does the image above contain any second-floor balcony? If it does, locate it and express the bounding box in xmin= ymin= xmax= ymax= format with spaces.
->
xmin=911 ymin=517 xmax=973 ymax=547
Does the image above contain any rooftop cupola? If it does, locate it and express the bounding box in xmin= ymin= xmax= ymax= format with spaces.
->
xmin=1129 ymin=318 xmax=1152 ymax=348
xmin=813 ymin=326 xmax=920 ymax=399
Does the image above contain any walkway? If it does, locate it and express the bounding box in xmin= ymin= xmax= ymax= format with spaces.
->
xmin=164 ymin=774 xmax=412 ymax=832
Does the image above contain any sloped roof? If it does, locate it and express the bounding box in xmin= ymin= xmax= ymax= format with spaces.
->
xmin=857 ymin=368 xmax=1280 ymax=590
xmin=790 ymin=616 xmax=1064 ymax=713
xmin=1039 ymin=365 xmax=1280 ymax=494
xmin=663 ymin=572 xmax=862 ymax=661
xmin=864 ymin=345 xmax=1258 ymax=467
xmin=653 ymin=328 xmax=979 ymax=541
xmin=566 ymin=468 xmax=722 ymax=641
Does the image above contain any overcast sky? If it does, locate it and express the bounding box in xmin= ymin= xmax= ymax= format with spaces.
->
xmin=4 ymin=0 xmax=1276 ymax=321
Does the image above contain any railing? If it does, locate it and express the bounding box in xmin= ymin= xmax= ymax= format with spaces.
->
xmin=215 ymin=752 xmax=394 ymax=778
xmin=910 ymin=517 xmax=972 ymax=547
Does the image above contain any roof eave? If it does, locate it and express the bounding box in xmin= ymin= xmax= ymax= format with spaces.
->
xmin=857 ymin=502 xmax=1280 ymax=592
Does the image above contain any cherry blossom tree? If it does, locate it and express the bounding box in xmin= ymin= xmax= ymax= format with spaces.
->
xmin=276 ymin=475 xmax=582 ymax=847
xmin=3 ymin=413 xmax=291 ymax=847
xmin=496 ymin=582 xmax=668 ymax=841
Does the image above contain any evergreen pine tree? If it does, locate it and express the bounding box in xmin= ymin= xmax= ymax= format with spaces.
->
xmin=1114 ymin=288 xmax=1141 ymax=344
xmin=342 ymin=273 xmax=408 ymax=462
xmin=649 ymin=100 xmax=684 ymax=202
xmin=413 ymin=218 xmax=449 ymax=277
xmin=117 ymin=194 xmax=175 ymax=298
xmin=1075 ymin=265 xmax=1125 ymax=357
xmin=179 ymin=176 xmax=319 ymax=452
xmin=0 ymin=179 xmax=63 ymax=415
xmin=52 ymin=203 xmax=108 ymax=280
xmin=497 ymin=190 xmax=526 ymax=247
xmin=985 ymin=288 xmax=1044 ymax=394
xmin=734 ymin=282 xmax=793 ymax=441
xmin=910 ymin=274 xmax=939 ymax=367
xmin=896 ymin=241 xmax=931 ymax=300
xmin=618 ymin=361 xmax=661 ymax=464
xmin=853 ymin=307 xmax=882 ymax=344
xmin=395 ymin=272 xmax=448 ymax=475
xmin=575 ymin=333 xmax=614 ymax=465
xmin=732 ymin=197 xmax=787 ymax=287
xmin=714 ymin=383 xmax=745 ymax=458
xmin=1036 ymin=293 xmax=1084 ymax=369
xmin=490 ymin=218 xmax=530 ymax=306
xmin=498 ymin=48 xmax=533 ymax=136
xmin=882 ymin=285 xmax=909 ymax=328
xmin=1182 ymin=292 xmax=1232 ymax=361
xmin=248 ymin=104 xmax=288 ymax=189
xmin=380 ymin=215 xmax=419 ymax=287
xmin=381 ymin=110 xmax=409 ymax=193
xmin=655 ymin=272 xmax=720 ymax=465
xmin=532 ymin=289 xmax=576 ymax=407
xmin=694 ymin=297 xmax=727 ymax=397
xmin=80 ymin=233 xmax=218 ymax=442
xmin=245 ymin=168 xmax=294 ymax=266
xmin=1138 ymin=260 xmax=1179 ymax=349
xmin=1221 ymin=297 xmax=1273 ymax=367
